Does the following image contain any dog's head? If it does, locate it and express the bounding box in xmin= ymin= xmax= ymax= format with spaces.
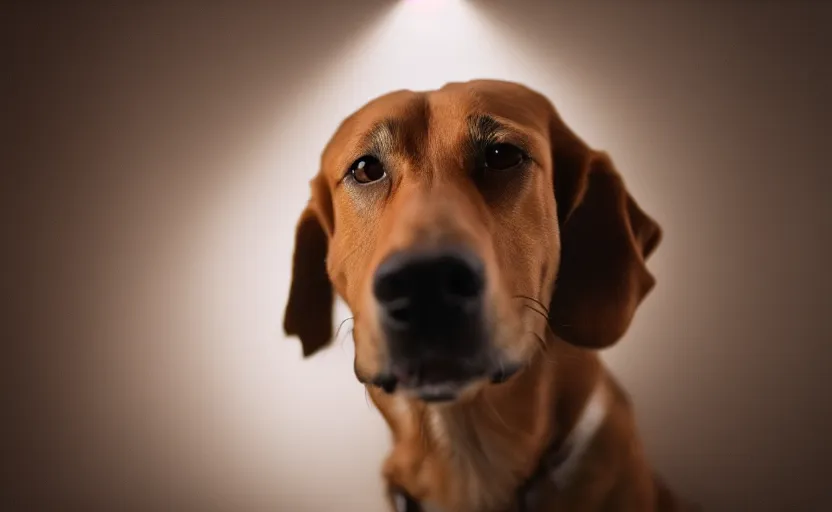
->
xmin=284 ymin=80 xmax=661 ymax=403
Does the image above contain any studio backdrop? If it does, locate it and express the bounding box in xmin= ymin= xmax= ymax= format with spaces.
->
xmin=8 ymin=1 xmax=831 ymax=510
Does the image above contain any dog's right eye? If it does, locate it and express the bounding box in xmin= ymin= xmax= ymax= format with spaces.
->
xmin=349 ymin=156 xmax=386 ymax=184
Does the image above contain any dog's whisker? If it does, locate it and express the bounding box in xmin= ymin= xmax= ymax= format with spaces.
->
xmin=512 ymin=294 xmax=551 ymax=315
xmin=520 ymin=304 xmax=559 ymax=342
xmin=515 ymin=297 xmax=574 ymax=354
xmin=518 ymin=302 xmax=577 ymax=346
xmin=334 ymin=316 xmax=355 ymax=340
xmin=526 ymin=330 xmax=558 ymax=365
xmin=522 ymin=303 xmax=548 ymax=322
xmin=335 ymin=315 xmax=355 ymax=354
xmin=339 ymin=327 xmax=355 ymax=354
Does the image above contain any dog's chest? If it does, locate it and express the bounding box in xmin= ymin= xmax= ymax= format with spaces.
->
xmin=422 ymin=407 xmax=525 ymax=512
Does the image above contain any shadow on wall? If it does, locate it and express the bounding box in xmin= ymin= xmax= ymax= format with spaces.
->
xmin=7 ymin=1 xmax=832 ymax=511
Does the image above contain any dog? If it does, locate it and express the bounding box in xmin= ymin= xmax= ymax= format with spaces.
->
xmin=283 ymin=80 xmax=682 ymax=511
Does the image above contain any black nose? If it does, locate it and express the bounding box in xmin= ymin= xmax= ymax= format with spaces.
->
xmin=373 ymin=247 xmax=485 ymax=336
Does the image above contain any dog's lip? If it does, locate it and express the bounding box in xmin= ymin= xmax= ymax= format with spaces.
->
xmin=365 ymin=358 xmax=523 ymax=400
xmin=391 ymin=357 xmax=482 ymax=387
xmin=409 ymin=382 xmax=466 ymax=403
xmin=368 ymin=369 xmax=478 ymax=400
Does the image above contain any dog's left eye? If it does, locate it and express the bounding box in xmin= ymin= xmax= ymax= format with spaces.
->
xmin=484 ymin=143 xmax=525 ymax=171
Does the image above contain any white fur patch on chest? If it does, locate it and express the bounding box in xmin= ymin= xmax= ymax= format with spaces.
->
xmin=548 ymin=381 xmax=609 ymax=488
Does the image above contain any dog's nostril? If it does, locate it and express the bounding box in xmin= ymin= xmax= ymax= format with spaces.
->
xmin=387 ymin=300 xmax=412 ymax=324
xmin=442 ymin=257 xmax=483 ymax=300
xmin=374 ymin=274 xmax=408 ymax=304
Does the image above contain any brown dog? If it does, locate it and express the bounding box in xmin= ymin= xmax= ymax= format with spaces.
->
xmin=284 ymin=80 xmax=681 ymax=511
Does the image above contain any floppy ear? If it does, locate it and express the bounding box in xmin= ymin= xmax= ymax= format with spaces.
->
xmin=283 ymin=174 xmax=336 ymax=357
xmin=548 ymin=123 xmax=662 ymax=349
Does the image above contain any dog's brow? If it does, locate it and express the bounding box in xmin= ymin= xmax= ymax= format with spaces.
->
xmin=363 ymin=119 xmax=399 ymax=157
xmin=467 ymin=114 xmax=508 ymax=145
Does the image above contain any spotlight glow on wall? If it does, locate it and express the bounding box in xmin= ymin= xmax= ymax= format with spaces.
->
xmin=318 ymin=0 xmax=537 ymax=100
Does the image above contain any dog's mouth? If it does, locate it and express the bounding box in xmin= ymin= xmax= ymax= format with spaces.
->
xmin=367 ymin=356 xmax=523 ymax=403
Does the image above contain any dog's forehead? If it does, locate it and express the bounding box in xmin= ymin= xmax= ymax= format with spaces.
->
xmin=438 ymin=79 xmax=552 ymax=126
xmin=320 ymin=81 xmax=552 ymax=179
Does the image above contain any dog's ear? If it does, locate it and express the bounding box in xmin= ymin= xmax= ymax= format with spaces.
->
xmin=283 ymin=174 xmax=335 ymax=357
xmin=548 ymin=121 xmax=662 ymax=349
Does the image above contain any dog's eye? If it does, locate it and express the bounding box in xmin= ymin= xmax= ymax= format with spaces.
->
xmin=484 ymin=143 xmax=525 ymax=171
xmin=350 ymin=155 xmax=386 ymax=184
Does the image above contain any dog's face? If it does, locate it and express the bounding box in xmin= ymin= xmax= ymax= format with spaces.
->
xmin=284 ymin=80 xmax=661 ymax=403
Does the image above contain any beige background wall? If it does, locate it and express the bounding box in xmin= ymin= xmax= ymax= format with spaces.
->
xmin=7 ymin=1 xmax=831 ymax=510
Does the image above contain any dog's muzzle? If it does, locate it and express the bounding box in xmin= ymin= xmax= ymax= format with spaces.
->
xmin=370 ymin=246 xmax=517 ymax=401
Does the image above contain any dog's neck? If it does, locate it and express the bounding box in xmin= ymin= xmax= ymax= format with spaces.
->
xmin=378 ymin=337 xmax=605 ymax=512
